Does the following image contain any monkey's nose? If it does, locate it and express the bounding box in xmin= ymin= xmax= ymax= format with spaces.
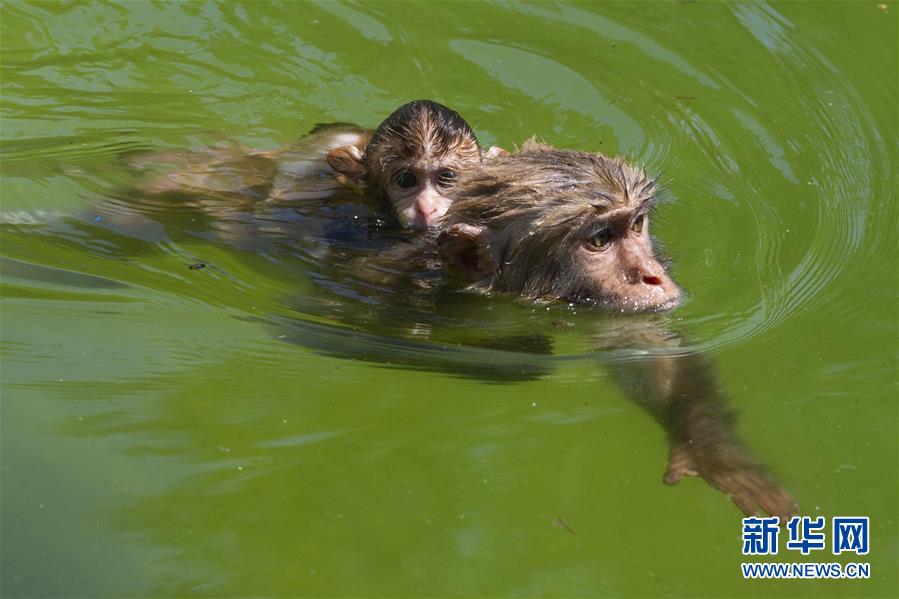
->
xmin=642 ymin=274 xmax=663 ymax=285
xmin=416 ymin=204 xmax=441 ymax=225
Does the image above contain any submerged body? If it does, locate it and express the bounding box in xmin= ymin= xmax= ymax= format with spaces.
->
xmin=426 ymin=141 xmax=794 ymax=518
xmin=117 ymin=132 xmax=796 ymax=521
xmin=133 ymin=123 xmax=372 ymax=207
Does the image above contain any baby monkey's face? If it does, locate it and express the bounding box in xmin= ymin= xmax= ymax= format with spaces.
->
xmin=378 ymin=145 xmax=481 ymax=229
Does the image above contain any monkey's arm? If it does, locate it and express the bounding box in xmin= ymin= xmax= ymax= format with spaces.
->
xmin=612 ymin=347 xmax=797 ymax=520
xmin=657 ymin=353 xmax=797 ymax=520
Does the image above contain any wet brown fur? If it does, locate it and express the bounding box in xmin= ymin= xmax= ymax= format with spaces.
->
xmin=132 ymin=101 xmax=484 ymax=229
xmin=365 ymin=100 xmax=482 ymax=199
xmin=440 ymin=140 xmax=666 ymax=305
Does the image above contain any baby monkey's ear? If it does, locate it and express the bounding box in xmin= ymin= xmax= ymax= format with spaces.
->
xmin=327 ymin=146 xmax=367 ymax=185
xmin=484 ymin=146 xmax=510 ymax=159
xmin=438 ymin=223 xmax=493 ymax=281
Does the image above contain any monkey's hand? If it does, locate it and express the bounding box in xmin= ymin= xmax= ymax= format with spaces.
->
xmin=663 ymin=441 xmax=798 ymax=521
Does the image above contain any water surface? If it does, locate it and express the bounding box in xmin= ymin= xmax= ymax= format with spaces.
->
xmin=1 ymin=2 xmax=896 ymax=597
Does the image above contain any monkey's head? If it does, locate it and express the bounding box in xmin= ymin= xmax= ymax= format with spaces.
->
xmin=327 ymin=100 xmax=503 ymax=229
xmin=438 ymin=141 xmax=681 ymax=312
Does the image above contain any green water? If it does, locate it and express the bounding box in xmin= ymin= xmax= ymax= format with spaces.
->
xmin=1 ymin=1 xmax=896 ymax=597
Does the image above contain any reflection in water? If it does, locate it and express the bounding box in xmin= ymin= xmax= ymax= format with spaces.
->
xmin=278 ymin=306 xmax=798 ymax=520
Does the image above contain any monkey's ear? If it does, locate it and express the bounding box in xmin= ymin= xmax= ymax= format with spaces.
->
xmin=438 ymin=223 xmax=493 ymax=281
xmin=484 ymin=146 xmax=510 ymax=159
xmin=326 ymin=146 xmax=366 ymax=184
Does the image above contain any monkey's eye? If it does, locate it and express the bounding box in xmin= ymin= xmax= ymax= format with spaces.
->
xmin=437 ymin=170 xmax=456 ymax=187
xmin=588 ymin=229 xmax=613 ymax=250
xmin=632 ymin=214 xmax=645 ymax=233
xmin=395 ymin=171 xmax=418 ymax=188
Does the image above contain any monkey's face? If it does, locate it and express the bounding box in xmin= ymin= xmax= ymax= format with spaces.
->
xmin=381 ymin=142 xmax=511 ymax=228
xmin=368 ymin=127 xmax=483 ymax=229
xmin=573 ymin=209 xmax=681 ymax=311
xmin=438 ymin=142 xmax=682 ymax=312
xmin=327 ymin=137 xmax=482 ymax=230
xmin=439 ymin=208 xmax=680 ymax=312
xmin=382 ymin=158 xmax=467 ymax=229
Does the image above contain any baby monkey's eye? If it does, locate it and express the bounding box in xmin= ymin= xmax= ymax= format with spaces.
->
xmin=632 ymin=214 xmax=645 ymax=233
xmin=395 ymin=171 xmax=418 ymax=188
xmin=588 ymin=229 xmax=613 ymax=250
xmin=437 ymin=170 xmax=456 ymax=187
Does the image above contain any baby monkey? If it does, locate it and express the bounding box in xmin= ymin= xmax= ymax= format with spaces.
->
xmin=328 ymin=100 xmax=506 ymax=228
xmin=136 ymin=100 xmax=504 ymax=229
xmin=439 ymin=140 xmax=680 ymax=312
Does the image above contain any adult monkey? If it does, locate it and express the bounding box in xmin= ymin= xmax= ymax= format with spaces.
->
xmin=430 ymin=141 xmax=798 ymax=519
